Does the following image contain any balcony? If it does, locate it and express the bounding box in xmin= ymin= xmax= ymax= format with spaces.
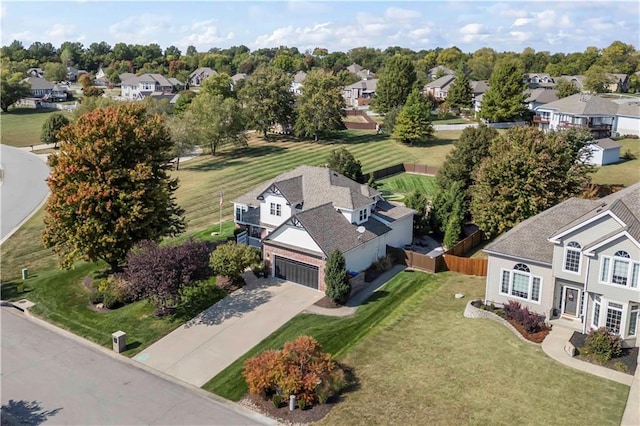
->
xmin=533 ymin=115 xmax=549 ymax=124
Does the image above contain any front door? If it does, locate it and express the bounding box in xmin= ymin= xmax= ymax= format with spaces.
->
xmin=563 ymin=287 xmax=580 ymax=317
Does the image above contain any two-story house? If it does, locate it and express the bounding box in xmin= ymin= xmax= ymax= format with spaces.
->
xmin=290 ymin=71 xmax=307 ymax=96
xmin=22 ymin=77 xmax=55 ymax=98
xmin=484 ymin=183 xmax=640 ymax=347
xmin=342 ymin=79 xmax=378 ymax=107
xmin=120 ymin=74 xmax=183 ymax=101
xmin=188 ymin=67 xmax=217 ymax=86
xmin=422 ymin=75 xmax=456 ymax=101
xmin=232 ymin=165 xmax=415 ymax=292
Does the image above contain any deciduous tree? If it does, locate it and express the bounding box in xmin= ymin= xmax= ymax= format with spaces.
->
xmin=40 ymin=112 xmax=70 ymax=148
xmin=294 ymin=69 xmax=345 ymax=141
xmin=166 ymin=114 xmax=198 ymax=170
xmin=239 ymin=67 xmax=295 ymax=139
xmin=43 ymin=62 xmax=67 ymax=82
xmin=43 ymin=103 xmax=185 ymax=271
xmin=555 ymin=79 xmax=580 ymax=98
xmin=584 ymin=64 xmax=614 ymax=93
xmin=210 ymin=242 xmax=260 ymax=284
xmin=200 ymin=72 xmax=234 ymax=99
xmin=470 ymin=127 xmax=593 ymax=237
xmin=392 ymin=89 xmax=433 ymax=145
xmin=326 ymin=148 xmax=364 ymax=183
xmin=324 ymin=249 xmax=350 ymax=305
xmin=371 ymin=54 xmax=417 ymax=113
xmin=480 ymin=58 xmax=528 ymax=122
xmin=0 ymin=71 xmax=31 ymax=112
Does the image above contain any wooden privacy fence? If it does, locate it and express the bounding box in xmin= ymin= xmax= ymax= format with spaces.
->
xmin=442 ymin=254 xmax=488 ymax=276
xmin=386 ymin=246 xmax=443 ymax=273
xmin=344 ymin=109 xmax=377 ymax=130
xmin=364 ymin=163 xmax=441 ymax=182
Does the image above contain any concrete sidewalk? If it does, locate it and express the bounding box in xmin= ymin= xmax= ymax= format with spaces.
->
xmin=541 ymin=323 xmax=638 ymax=425
xmin=134 ymin=276 xmax=322 ymax=387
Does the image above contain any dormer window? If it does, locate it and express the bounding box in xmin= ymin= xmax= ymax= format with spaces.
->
xmin=359 ymin=209 xmax=368 ymax=222
xmin=270 ymin=203 xmax=281 ymax=217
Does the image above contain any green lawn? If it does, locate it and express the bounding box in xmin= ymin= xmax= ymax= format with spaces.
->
xmin=0 ymin=108 xmax=60 ymax=147
xmin=377 ymin=173 xmax=438 ymax=202
xmin=591 ymin=138 xmax=640 ymax=187
xmin=206 ymin=271 xmax=628 ymax=424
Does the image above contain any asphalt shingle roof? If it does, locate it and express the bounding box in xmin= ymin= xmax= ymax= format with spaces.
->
xmin=538 ymin=93 xmax=619 ymax=116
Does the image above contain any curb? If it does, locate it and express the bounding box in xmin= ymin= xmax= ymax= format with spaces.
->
xmin=2 ymin=306 xmax=276 ymax=425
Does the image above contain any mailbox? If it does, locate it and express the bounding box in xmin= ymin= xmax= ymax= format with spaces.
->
xmin=112 ymin=330 xmax=126 ymax=353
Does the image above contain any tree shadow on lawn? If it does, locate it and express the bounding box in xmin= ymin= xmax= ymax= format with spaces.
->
xmin=328 ymin=132 xmax=388 ymax=145
xmin=1 ymin=399 xmax=62 ymax=425
xmin=348 ymin=290 xmax=389 ymax=308
xmin=2 ymin=108 xmax=55 ymax=116
xmin=407 ymin=136 xmax=457 ymax=148
xmin=228 ymin=144 xmax=287 ymax=159
xmin=182 ymin=283 xmax=273 ymax=328
xmin=179 ymin=158 xmax=246 ymax=172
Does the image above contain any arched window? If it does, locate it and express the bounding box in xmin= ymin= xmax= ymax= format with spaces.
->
xmin=500 ymin=263 xmax=541 ymax=302
xmin=514 ymin=263 xmax=530 ymax=272
xmin=615 ymin=251 xmax=630 ymax=258
xmin=564 ymin=241 xmax=582 ymax=273
xmin=601 ymin=250 xmax=639 ymax=288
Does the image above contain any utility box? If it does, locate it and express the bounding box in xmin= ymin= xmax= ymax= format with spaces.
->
xmin=21 ymin=268 xmax=28 ymax=280
xmin=112 ymin=331 xmax=126 ymax=353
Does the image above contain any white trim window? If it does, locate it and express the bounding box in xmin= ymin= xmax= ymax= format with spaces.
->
xmin=563 ymin=241 xmax=582 ymax=273
xmin=605 ymin=302 xmax=624 ymax=334
xmin=270 ymin=203 xmax=281 ymax=217
xmin=599 ymin=251 xmax=639 ymax=289
xmin=359 ymin=208 xmax=368 ymax=222
xmin=592 ymin=295 xmax=601 ymax=328
xmin=628 ymin=305 xmax=638 ymax=337
xmin=499 ymin=263 xmax=542 ymax=303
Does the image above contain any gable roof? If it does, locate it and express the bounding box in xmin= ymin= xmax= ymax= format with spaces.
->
xmin=428 ymin=65 xmax=454 ymax=77
xmin=231 ymin=73 xmax=248 ymax=83
xmin=525 ymin=88 xmax=559 ymax=104
xmin=344 ymin=79 xmax=378 ymax=92
xmin=536 ymin=93 xmax=619 ymax=116
xmin=616 ymin=102 xmax=640 ymax=118
xmin=121 ymin=73 xmax=181 ymax=87
xmin=593 ymin=138 xmax=621 ymax=150
xmin=347 ymin=63 xmax=363 ymax=74
xmin=189 ymin=67 xmax=217 ymax=78
xmin=470 ymin=80 xmax=489 ymax=94
xmin=22 ymin=77 xmax=54 ymax=90
xmin=424 ymin=74 xmax=456 ymax=90
xmin=486 ymin=183 xmax=640 ymax=264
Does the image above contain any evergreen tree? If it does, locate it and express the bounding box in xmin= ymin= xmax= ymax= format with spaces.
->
xmin=446 ymin=71 xmax=473 ymax=111
xmin=324 ymin=250 xmax=351 ymax=305
xmin=40 ymin=113 xmax=70 ymax=148
xmin=392 ymin=89 xmax=433 ymax=145
xmin=480 ymin=58 xmax=528 ymax=122
xmin=371 ymin=54 xmax=417 ymax=113
xmin=326 ymin=148 xmax=364 ymax=183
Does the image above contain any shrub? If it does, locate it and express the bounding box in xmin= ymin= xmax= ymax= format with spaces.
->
xmin=102 ymin=291 xmax=122 ymax=309
xmin=89 ymin=290 xmax=104 ymax=304
xmin=210 ymin=242 xmax=260 ymax=284
xmin=503 ymin=300 xmax=545 ymax=333
xmin=325 ymin=250 xmax=351 ymax=305
xmin=621 ymin=149 xmax=637 ymax=160
xmin=373 ymin=255 xmax=393 ymax=272
xmin=243 ymin=336 xmax=348 ymax=408
xmin=503 ymin=300 xmax=523 ymax=321
xmin=584 ymin=327 xmax=623 ymax=364
xmin=271 ymin=394 xmax=282 ymax=408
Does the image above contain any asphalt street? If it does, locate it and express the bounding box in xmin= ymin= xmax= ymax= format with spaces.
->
xmin=0 ymin=308 xmax=270 ymax=425
xmin=0 ymin=144 xmax=50 ymax=243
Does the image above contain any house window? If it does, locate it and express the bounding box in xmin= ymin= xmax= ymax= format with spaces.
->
xmin=605 ymin=302 xmax=623 ymax=334
xmin=270 ymin=203 xmax=281 ymax=216
xmin=629 ymin=305 xmax=639 ymax=336
xmin=599 ymin=251 xmax=639 ymax=288
xmin=592 ymin=295 xmax=601 ymax=328
xmin=235 ymin=206 xmax=243 ymax=222
xmin=359 ymin=209 xmax=368 ymax=222
xmin=499 ymin=264 xmax=541 ymax=303
xmin=563 ymin=241 xmax=581 ymax=273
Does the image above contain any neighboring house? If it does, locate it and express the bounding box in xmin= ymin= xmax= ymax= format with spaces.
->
xmin=290 ymin=71 xmax=307 ymax=95
xmin=484 ymin=183 xmax=640 ymax=347
xmin=95 ymin=67 xmax=106 ymax=80
xmin=533 ymin=93 xmax=618 ymax=138
xmin=232 ymin=165 xmax=415 ymax=292
xmin=356 ymin=69 xmax=376 ymax=80
xmin=67 ymin=66 xmax=79 ymax=81
xmin=188 ymin=67 xmax=217 ymax=86
xmin=347 ymin=63 xmax=363 ymax=74
xmin=118 ymin=72 xmax=135 ymax=83
xmin=608 ymin=74 xmax=630 ymax=93
xmin=342 ymin=79 xmax=378 ymax=107
xmin=422 ymin=75 xmax=456 ymax=101
xmin=614 ymin=101 xmax=640 ymax=136
xmin=585 ymin=138 xmax=621 ymax=166
xmin=428 ymin=65 xmax=454 ymax=80
xmin=525 ymin=87 xmax=559 ymax=110
xmin=27 ymin=68 xmax=44 ymax=78
xmin=231 ymin=73 xmax=248 ymax=89
xmin=525 ymin=73 xmax=555 ymax=87
xmin=22 ymin=77 xmax=54 ymax=97
xmin=120 ymin=73 xmax=183 ymax=101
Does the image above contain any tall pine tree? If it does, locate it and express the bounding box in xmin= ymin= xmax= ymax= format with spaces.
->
xmin=392 ymin=89 xmax=433 ymax=145
xmin=446 ymin=71 xmax=473 ymax=111
xmin=371 ymin=54 xmax=417 ymax=113
xmin=480 ymin=58 xmax=528 ymax=122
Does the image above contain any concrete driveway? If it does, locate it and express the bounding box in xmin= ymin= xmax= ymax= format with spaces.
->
xmin=134 ymin=276 xmax=323 ymax=387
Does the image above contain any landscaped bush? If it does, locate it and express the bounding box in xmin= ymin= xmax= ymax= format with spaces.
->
xmin=584 ymin=327 xmax=623 ymax=364
xmin=124 ymin=238 xmax=212 ymax=316
xmin=210 ymin=242 xmax=261 ymax=285
xmin=243 ymin=336 xmax=348 ymax=408
xmin=325 ymin=250 xmax=351 ymax=305
xmin=373 ymin=255 xmax=393 ymax=272
xmin=88 ymin=290 xmax=104 ymax=304
xmin=503 ymin=300 xmax=546 ymax=334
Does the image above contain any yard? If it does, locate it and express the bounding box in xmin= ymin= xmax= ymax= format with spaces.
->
xmin=0 ymin=108 xmax=60 ymax=147
xmin=377 ymin=173 xmax=438 ymax=202
xmin=591 ymin=138 xmax=640 ymax=187
xmin=205 ymin=271 xmax=628 ymax=425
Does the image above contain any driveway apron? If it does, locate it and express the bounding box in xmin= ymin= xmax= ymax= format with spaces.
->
xmin=134 ymin=277 xmax=323 ymax=387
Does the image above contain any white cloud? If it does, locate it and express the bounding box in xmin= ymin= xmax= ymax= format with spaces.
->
xmin=175 ymin=21 xmax=234 ymax=50
xmin=46 ymin=23 xmax=76 ymax=38
xmin=585 ymin=17 xmax=615 ymax=31
xmin=385 ymin=7 xmax=421 ymax=22
xmin=511 ymin=18 xmax=533 ymax=27
xmin=509 ymin=31 xmax=532 ymax=42
xmin=0 ymin=4 xmax=6 ymax=20
xmin=535 ymin=10 xmax=572 ymax=29
xmin=109 ymin=14 xmax=171 ymax=44
xmin=9 ymin=31 xmax=36 ymax=43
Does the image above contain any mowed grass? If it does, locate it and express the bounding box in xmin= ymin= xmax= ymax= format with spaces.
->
xmin=316 ymin=273 xmax=628 ymax=425
xmin=0 ymin=263 xmax=183 ymax=356
xmin=591 ymin=138 xmax=640 ymax=187
xmin=205 ymin=271 xmax=628 ymax=424
xmin=0 ymin=129 xmax=459 ymax=280
xmin=377 ymin=173 xmax=438 ymax=202
xmin=0 ymin=108 xmax=60 ymax=147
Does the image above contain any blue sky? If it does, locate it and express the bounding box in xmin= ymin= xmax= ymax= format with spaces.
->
xmin=1 ymin=1 xmax=638 ymax=54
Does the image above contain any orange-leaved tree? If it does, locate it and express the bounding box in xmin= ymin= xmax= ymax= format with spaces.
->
xmin=43 ymin=103 xmax=185 ymax=272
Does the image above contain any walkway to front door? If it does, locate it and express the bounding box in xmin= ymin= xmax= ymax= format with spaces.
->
xmin=134 ymin=274 xmax=323 ymax=387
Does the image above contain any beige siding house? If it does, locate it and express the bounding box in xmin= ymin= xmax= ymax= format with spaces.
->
xmin=484 ymin=184 xmax=640 ymax=347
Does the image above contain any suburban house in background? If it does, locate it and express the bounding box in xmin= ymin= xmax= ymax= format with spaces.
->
xmin=342 ymin=79 xmax=378 ymax=107
xmin=484 ymin=183 xmax=640 ymax=347
xmin=586 ymin=138 xmax=622 ymax=166
xmin=21 ymin=77 xmax=68 ymax=101
xmin=290 ymin=71 xmax=307 ymax=95
xmin=27 ymin=68 xmax=44 ymax=78
xmin=525 ymin=88 xmax=559 ymax=110
xmin=120 ymin=73 xmax=183 ymax=101
xmin=427 ymin=65 xmax=454 ymax=80
xmin=232 ymin=165 xmax=415 ymax=292
xmin=188 ymin=67 xmax=217 ymax=86
xmin=422 ymin=74 xmax=456 ymax=101
xmin=533 ymin=93 xmax=640 ymax=138
xmin=346 ymin=63 xmax=376 ymax=80
xmin=231 ymin=72 xmax=248 ymax=89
